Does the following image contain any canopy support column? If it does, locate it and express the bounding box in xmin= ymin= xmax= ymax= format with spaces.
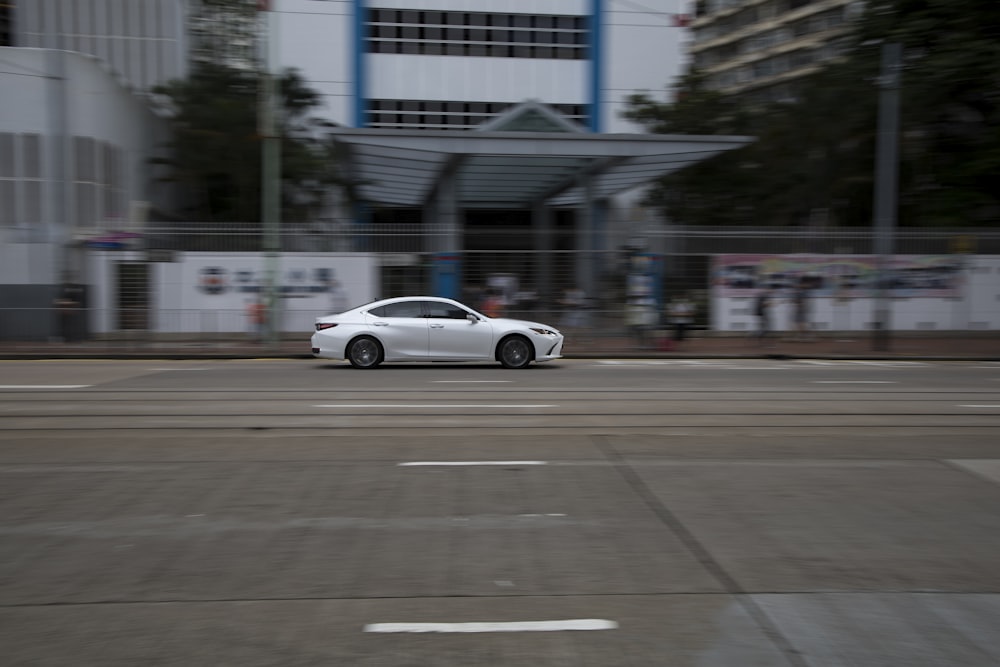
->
xmin=430 ymin=168 xmax=461 ymax=299
xmin=533 ymin=200 xmax=554 ymax=308
xmin=575 ymin=175 xmax=601 ymax=301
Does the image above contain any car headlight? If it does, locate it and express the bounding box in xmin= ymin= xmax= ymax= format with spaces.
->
xmin=530 ymin=327 xmax=557 ymax=336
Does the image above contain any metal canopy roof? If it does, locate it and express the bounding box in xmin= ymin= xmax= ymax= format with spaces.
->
xmin=329 ymin=128 xmax=754 ymax=209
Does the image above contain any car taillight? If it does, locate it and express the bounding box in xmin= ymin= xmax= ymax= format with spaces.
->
xmin=315 ymin=323 xmax=338 ymax=331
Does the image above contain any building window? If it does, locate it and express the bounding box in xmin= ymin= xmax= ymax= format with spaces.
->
xmin=366 ymin=100 xmax=588 ymax=130
xmin=366 ymin=9 xmax=588 ymax=60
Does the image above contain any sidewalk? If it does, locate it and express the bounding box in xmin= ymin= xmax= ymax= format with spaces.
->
xmin=0 ymin=332 xmax=996 ymax=360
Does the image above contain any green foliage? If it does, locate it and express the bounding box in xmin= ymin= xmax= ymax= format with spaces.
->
xmin=626 ymin=0 xmax=1000 ymax=228
xmin=150 ymin=0 xmax=342 ymax=224
xmin=152 ymin=63 xmax=339 ymax=223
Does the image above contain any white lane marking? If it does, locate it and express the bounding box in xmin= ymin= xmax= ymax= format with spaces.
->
xmin=595 ymin=360 xmax=714 ymax=366
xmin=798 ymin=360 xmax=925 ymax=367
xmin=364 ymin=619 xmax=618 ymax=633
xmin=432 ymin=380 xmax=512 ymax=383
xmin=147 ymin=368 xmax=209 ymax=371
xmin=0 ymin=385 xmax=90 ymax=389
xmin=399 ymin=461 xmax=547 ymax=467
xmin=813 ymin=381 xmax=896 ymax=384
xmin=314 ymin=404 xmax=555 ymax=408
xmin=959 ymin=405 xmax=1000 ymax=408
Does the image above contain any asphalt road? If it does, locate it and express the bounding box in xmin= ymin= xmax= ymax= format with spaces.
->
xmin=2 ymin=358 xmax=1000 ymax=666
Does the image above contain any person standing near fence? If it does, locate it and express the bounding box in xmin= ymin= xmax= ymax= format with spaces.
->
xmin=481 ymin=288 xmax=504 ymax=318
xmin=668 ymin=293 xmax=695 ymax=342
xmin=247 ymin=296 xmax=266 ymax=342
xmin=753 ymin=287 xmax=772 ymax=344
xmin=625 ymin=296 xmax=656 ymax=348
xmin=53 ymin=278 xmax=86 ymax=343
xmin=790 ymin=280 xmax=812 ymax=341
xmin=559 ymin=287 xmax=586 ymax=330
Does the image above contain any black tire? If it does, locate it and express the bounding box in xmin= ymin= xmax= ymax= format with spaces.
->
xmin=497 ymin=335 xmax=533 ymax=369
xmin=347 ymin=336 xmax=383 ymax=369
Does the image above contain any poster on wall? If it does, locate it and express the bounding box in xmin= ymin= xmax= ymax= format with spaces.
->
xmin=173 ymin=253 xmax=376 ymax=332
xmin=712 ymin=254 xmax=962 ymax=298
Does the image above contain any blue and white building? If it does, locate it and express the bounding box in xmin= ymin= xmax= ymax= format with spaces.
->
xmin=277 ymin=0 xmax=687 ymax=133
xmin=1 ymin=0 xmax=754 ymax=338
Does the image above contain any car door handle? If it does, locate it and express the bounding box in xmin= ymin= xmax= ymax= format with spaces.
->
xmin=373 ymin=321 xmax=389 ymax=326
xmin=429 ymin=323 xmax=444 ymax=328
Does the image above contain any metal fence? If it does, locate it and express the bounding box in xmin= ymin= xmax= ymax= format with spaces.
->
xmin=2 ymin=223 xmax=998 ymax=342
xmin=142 ymin=222 xmax=1000 ymax=256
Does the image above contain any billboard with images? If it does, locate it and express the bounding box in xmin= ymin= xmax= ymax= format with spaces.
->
xmin=710 ymin=254 xmax=998 ymax=332
xmin=713 ymin=254 xmax=962 ymax=298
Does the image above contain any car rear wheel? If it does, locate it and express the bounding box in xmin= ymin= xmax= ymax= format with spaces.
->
xmin=498 ymin=335 xmax=532 ymax=369
xmin=347 ymin=336 xmax=383 ymax=369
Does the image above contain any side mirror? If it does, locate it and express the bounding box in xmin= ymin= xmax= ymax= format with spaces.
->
xmin=467 ymin=313 xmax=479 ymax=323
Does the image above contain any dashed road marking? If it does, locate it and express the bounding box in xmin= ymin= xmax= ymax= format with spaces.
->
xmin=399 ymin=461 xmax=547 ymax=467
xmin=0 ymin=385 xmax=91 ymax=389
xmin=432 ymin=380 xmax=512 ymax=383
xmin=364 ymin=619 xmax=618 ymax=633
xmin=813 ymin=380 xmax=896 ymax=384
xmin=315 ymin=404 xmax=555 ymax=408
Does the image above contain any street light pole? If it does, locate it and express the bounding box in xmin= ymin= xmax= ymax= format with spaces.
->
xmin=872 ymin=42 xmax=901 ymax=352
xmin=259 ymin=3 xmax=281 ymax=347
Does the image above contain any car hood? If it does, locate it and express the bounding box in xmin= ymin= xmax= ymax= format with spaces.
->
xmin=488 ymin=317 xmax=560 ymax=332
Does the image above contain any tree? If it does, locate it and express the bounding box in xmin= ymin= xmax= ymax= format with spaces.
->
xmin=625 ymin=0 xmax=1000 ymax=228
xmin=150 ymin=0 xmax=343 ymax=225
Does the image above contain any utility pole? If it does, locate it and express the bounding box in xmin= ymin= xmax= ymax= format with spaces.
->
xmin=872 ymin=42 xmax=901 ymax=352
xmin=259 ymin=2 xmax=281 ymax=346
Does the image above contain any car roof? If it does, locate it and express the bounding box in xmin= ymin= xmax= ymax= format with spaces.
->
xmin=373 ymin=296 xmax=457 ymax=305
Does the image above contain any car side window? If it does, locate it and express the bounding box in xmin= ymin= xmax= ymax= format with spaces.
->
xmin=380 ymin=301 xmax=423 ymax=318
xmin=424 ymin=302 xmax=469 ymax=319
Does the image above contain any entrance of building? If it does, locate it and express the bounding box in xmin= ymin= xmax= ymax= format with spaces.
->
xmin=116 ymin=262 xmax=149 ymax=330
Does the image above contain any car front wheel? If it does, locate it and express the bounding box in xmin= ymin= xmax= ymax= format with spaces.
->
xmin=347 ymin=336 xmax=383 ymax=369
xmin=498 ymin=335 xmax=533 ymax=369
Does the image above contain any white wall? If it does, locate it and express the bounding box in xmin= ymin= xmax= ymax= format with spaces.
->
xmin=368 ymin=55 xmax=587 ymax=105
xmin=86 ymin=251 xmax=379 ymax=335
xmin=0 ymin=49 xmax=167 ymax=196
xmin=0 ymin=244 xmax=59 ymax=285
xmin=16 ymin=0 xmax=187 ymax=92
xmin=0 ymin=49 xmax=169 ymax=284
xmin=371 ymin=0 xmax=588 ymax=11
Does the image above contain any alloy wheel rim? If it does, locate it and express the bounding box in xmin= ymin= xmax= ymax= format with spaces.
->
xmin=504 ymin=340 xmax=529 ymax=365
xmin=355 ymin=340 xmax=377 ymax=366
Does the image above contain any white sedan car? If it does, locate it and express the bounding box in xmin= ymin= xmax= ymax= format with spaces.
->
xmin=311 ymin=296 xmax=564 ymax=369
